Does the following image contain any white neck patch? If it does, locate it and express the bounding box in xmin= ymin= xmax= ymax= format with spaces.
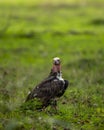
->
xmin=57 ymin=72 xmax=64 ymax=81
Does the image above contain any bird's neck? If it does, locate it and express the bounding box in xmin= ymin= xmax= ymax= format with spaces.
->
xmin=57 ymin=71 xmax=62 ymax=76
xmin=52 ymin=64 xmax=61 ymax=73
xmin=51 ymin=64 xmax=63 ymax=79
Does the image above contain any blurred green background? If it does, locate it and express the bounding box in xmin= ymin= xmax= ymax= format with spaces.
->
xmin=0 ymin=0 xmax=104 ymax=130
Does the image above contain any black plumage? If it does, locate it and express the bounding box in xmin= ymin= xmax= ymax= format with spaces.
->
xmin=25 ymin=57 xmax=69 ymax=109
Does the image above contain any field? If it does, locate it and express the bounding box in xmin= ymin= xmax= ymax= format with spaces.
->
xmin=0 ymin=0 xmax=104 ymax=130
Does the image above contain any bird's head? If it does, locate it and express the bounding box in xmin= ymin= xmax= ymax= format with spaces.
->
xmin=53 ymin=57 xmax=61 ymax=65
xmin=52 ymin=57 xmax=61 ymax=73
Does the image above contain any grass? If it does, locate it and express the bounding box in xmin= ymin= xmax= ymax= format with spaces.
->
xmin=0 ymin=0 xmax=104 ymax=130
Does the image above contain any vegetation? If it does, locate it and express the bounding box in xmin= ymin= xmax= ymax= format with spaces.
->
xmin=0 ymin=0 xmax=104 ymax=129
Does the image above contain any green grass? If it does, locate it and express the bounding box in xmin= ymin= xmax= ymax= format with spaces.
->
xmin=0 ymin=0 xmax=104 ymax=130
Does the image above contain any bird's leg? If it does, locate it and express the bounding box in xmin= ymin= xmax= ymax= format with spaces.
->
xmin=50 ymin=99 xmax=58 ymax=112
xmin=39 ymin=99 xmax=50 ymax=112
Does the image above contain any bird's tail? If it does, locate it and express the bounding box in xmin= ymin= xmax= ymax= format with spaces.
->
xmin=25 ymin=92 xmax=31 ymax=102
xmin=25 ymin=90 xmax=38 ymax=102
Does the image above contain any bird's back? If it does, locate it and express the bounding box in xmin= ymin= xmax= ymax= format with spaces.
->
xmin=25 ymin=73 xmax=65 ymax=102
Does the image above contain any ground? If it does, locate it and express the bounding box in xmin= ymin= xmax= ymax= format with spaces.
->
xmin=0 ymin=0 xmax=104 ymax=130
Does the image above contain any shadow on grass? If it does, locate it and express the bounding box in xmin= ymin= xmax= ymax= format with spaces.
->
xmin=90 ymin=19 xmax=104 ymax=25
xmin=0 ymin=29 xmax=96 ymax=38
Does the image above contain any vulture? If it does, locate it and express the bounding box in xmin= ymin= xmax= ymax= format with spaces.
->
xmin=25 ymin=57 xmax=69 ymax=110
